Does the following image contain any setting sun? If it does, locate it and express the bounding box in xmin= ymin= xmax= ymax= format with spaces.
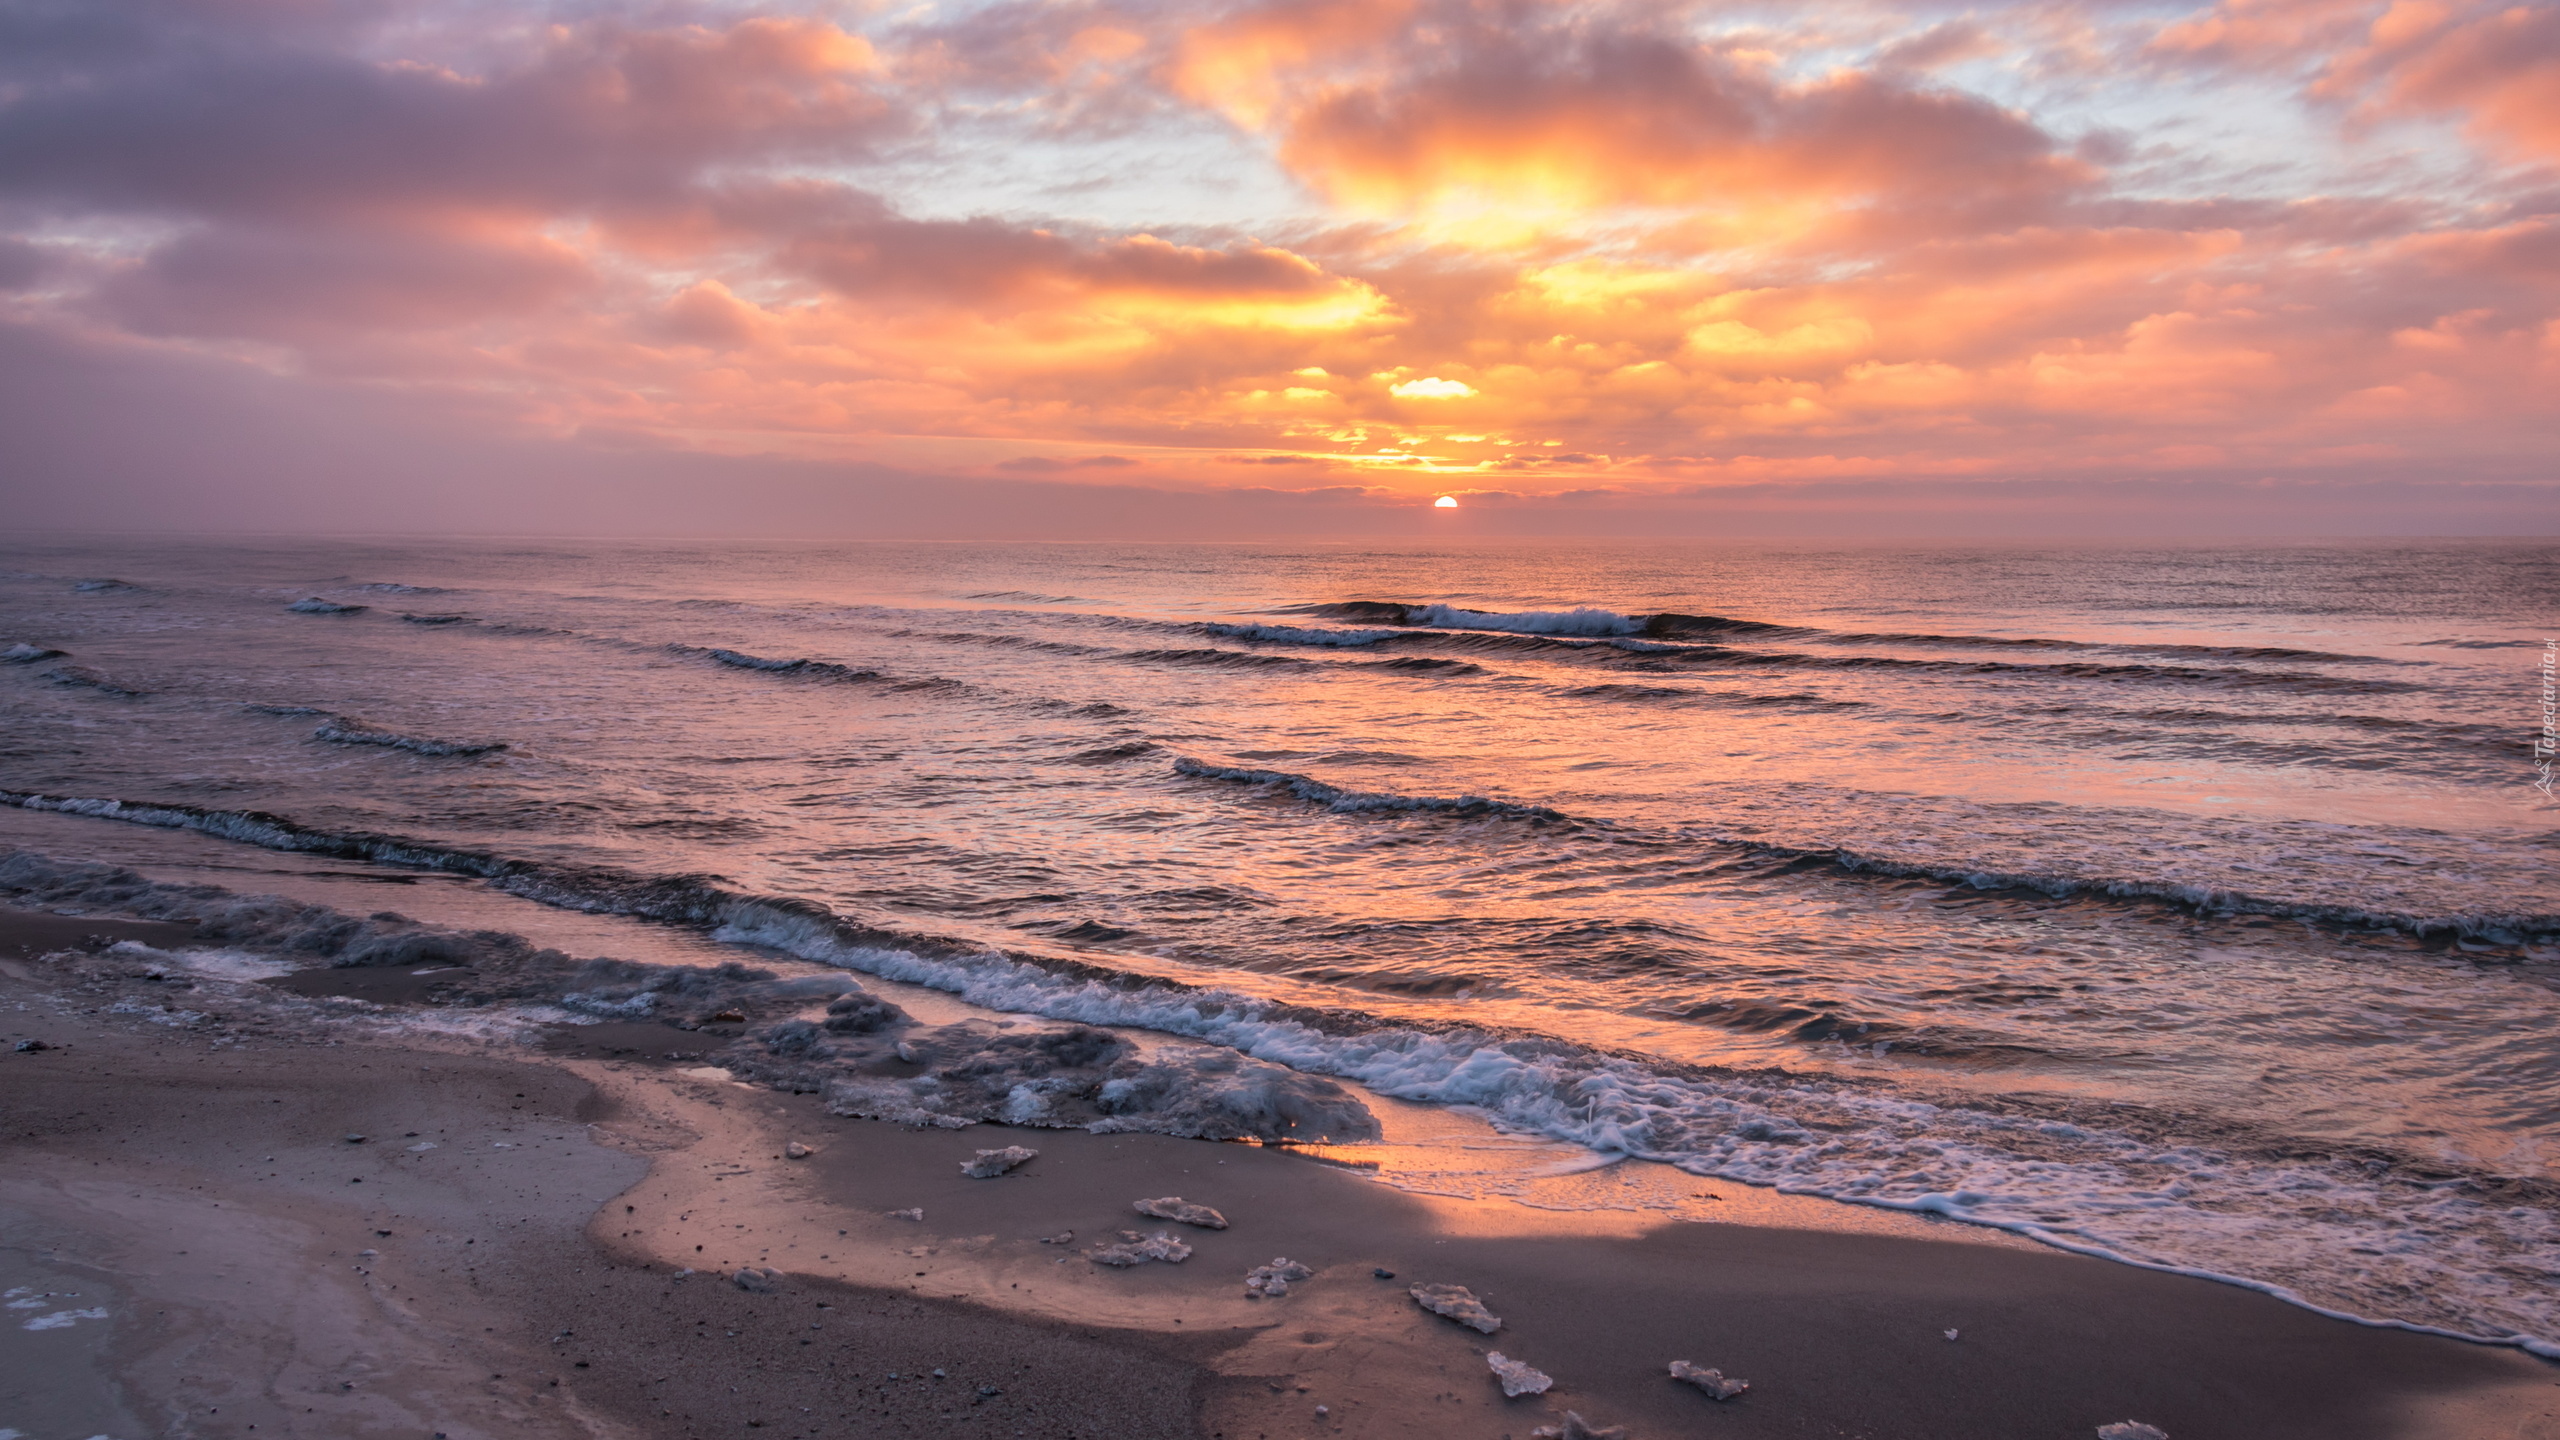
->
xmin=1433 ymin=495 xmax=1459 ymax=508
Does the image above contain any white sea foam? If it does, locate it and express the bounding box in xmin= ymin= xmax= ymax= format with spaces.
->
xmin=709 ymin=898 xmax=2560 ymax=1356
xmin=1407 ymin=603 xmax=1641 ymax=636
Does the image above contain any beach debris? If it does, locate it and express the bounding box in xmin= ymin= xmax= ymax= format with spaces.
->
xmin=1372 ymin=1267 xmax=1394 ymax=1279
xmin=1037 ymin=1231 xmax=1075 ymax=1245
xmin=1487 ymin=1352 xmax=1553 ymax=1397
xmin=1087 ymin=1230 xmax=1193 ymax=1267
xmin=2096 ymin=1425 xmax=2168 ymax=1440
xmin=13 ymin=1039 xmax=51 ymax=1052
xmin=895 ymin=1039 xmax=922 ymax=1063
xmin=1531 ymin=1412 xmax=1627 ymax=1440
xmin=785 ymin=1141 xmax=816 ymax=1159
xmin=1944 ymin=1328 xmax=1960 ymax=1341
xmin=1133 ymin=1196 xmax=1227 ymax=1229
xmin=1409 ymin=1282 xmax=1501 ymax=1334
xmin=1667 ymin=1361 xmax=1748 ymax=1400
xmin=731 ymin=1267 xmax=782 ymax=1293
xmin=888 ymin=1208 xmax=925 ymax=1222
xmin=961 ymin=1145 xmax=1039 ymax=1178
xmin=1244 ymin=1258 xmax=1314 ymax=1298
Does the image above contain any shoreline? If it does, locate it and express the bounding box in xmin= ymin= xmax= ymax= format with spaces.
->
xmin=5 ymin=905 xmax=2558 ymax=1439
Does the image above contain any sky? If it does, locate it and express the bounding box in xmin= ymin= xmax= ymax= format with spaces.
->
xmin=2 ymin=0 xmax=2555 ymax=537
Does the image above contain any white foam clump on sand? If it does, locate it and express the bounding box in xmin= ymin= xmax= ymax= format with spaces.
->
xmin=1201 ymin=622 xmax=1400 ymax=646
xmin=1668 ymin=1360 xmax=1748 ymax=1399
xmin=961 ymin=1146 xmax=1038 ymax=1178
xmin=1087 ymin=1231 xmax=1191 ymax=1266
xmin=1244 ymin=1258 xmax=1313 ymax=1298
xmin=1407 ymin=603 xmax=1640 ymax=636
xmin=1133 ymin=1196 xmax=1227 ymax=1229
xmin=1410 ymin=1282 xmax=1501 ymax=1333
xmin=1487 ymin=1352 xmax=1552 ymax=1397
xmin=23 ymin=1307 xmax=109 ymax=1331
xmin=2096 ymin=1424 xmax=2168 ymax=1440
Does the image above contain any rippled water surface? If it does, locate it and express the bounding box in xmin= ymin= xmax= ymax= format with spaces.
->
xmin=3 ymin=537 xmax=2555 ymax=1346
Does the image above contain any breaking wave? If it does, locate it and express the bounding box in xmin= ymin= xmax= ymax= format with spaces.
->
xmin=287 ymin=597 xmax=368 ymax=615
xmin=3 ymin=642 xmax=68 ymax=664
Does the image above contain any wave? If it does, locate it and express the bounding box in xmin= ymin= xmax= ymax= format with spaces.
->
xmin=2 ymin=796 xmax=2554 ymax=1351
xmin=398 ymin=613 xmax=473 ymax=626
xmin=71 ymin=578 xmax=138 ymax=593
xmin=351 ymin=582 xmax=451 ymax=594
xmin=963 ymin=591 xmax=1092 ymax=605
xmin=672 ymin=644 xmax=884 ymax=683
xmin=1274 ymin=600 xmax=2405 ymax=667
xmin=1161 ymin=762 xmax=2552 ymax=943
xmin=3 ymin=642 xmax=68 ymax=664
xmin=1172 ymin=756 xmax=1568 ymax=821
xmin=1558 ymin=683 xmax=1866 ymax=712
xmin=310 ymin=715 xmax=508 ymax=758
xmin=1201 ymin=622 xmax=1399 ymax=647
xmin=43 ymin=665 xmax=147 ymax=697
xmin=287 ymin=597 xmax=368 ymax=615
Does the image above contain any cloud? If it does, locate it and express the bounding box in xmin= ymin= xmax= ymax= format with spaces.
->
xmin=0 ymin=0 xmax=2549 ymax=533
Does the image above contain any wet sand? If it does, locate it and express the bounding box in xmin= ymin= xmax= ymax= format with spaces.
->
xmin=5 ymin=907 xmax=2557 ymax=1440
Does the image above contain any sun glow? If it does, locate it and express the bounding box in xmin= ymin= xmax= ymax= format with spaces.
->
xmin=1433 ymin=495 xmax=1459 ymax=508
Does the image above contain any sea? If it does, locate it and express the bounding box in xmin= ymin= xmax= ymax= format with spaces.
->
xmin=2 ymin=536 xmax=2553 ymax=1350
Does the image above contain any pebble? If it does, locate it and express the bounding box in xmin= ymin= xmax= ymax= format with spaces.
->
xmin=785 ymin=1141 xmax=815 ymax=1159
xmin=732 ymin=1266 xmax=783 ymax=1293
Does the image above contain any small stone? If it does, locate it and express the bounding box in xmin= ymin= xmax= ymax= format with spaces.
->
xmin=785 ymin=1141 xmax=815 ymax=1159
xmin=1487 ymin=1351 xmax=1552 ymax=1397
xmin=1944 ymin=1328 xmax=1960 ymax=1341
xmin=961 ymin=1145 xmax=1038 ymax=1179
xmin=1313 ymin=1405 xmax=1328 ymax=1417
xmin=931 ymin=1368 xmax=946 ymax=1379
xmin=1371 ymin=1267 xmax=1394 ymax=1279
xmin=343 ymin=1134 xmax=367 ymax=1144
xmin=2097 ymin=1425 xmax=2168 ymax=1440
xmin=13 ymin=1039 xmax=50 ymax=1053
xmin=887 ymin=1208 xmax=924 ymax=1222
xmin=1132 ymin=1196 xmax=1227 ymax=1229
xmin=1409 ymin=1282 xmax=1501 ymax=1334
xmin=1668 ymin=1360 xmax=1748 ymax=1400
xmin=1531 ymin=1412 xmax=1628 ymax=1440
xmin=732 ymin=1267 xmax=782 ymax=1293
xmin=1037 ymin=1231 xmax=1075 ymax=1245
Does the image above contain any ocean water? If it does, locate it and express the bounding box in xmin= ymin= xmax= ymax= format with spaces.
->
xmin=3 ymin=536 xmax=2555 ymax=1347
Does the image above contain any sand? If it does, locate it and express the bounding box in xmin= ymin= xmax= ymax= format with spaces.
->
xmin=5 ymin=906 xmax=2557 ymax=1440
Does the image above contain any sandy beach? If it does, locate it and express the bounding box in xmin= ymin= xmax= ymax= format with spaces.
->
xmin=5 ymin=904 xmax=2556 ymax=1440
